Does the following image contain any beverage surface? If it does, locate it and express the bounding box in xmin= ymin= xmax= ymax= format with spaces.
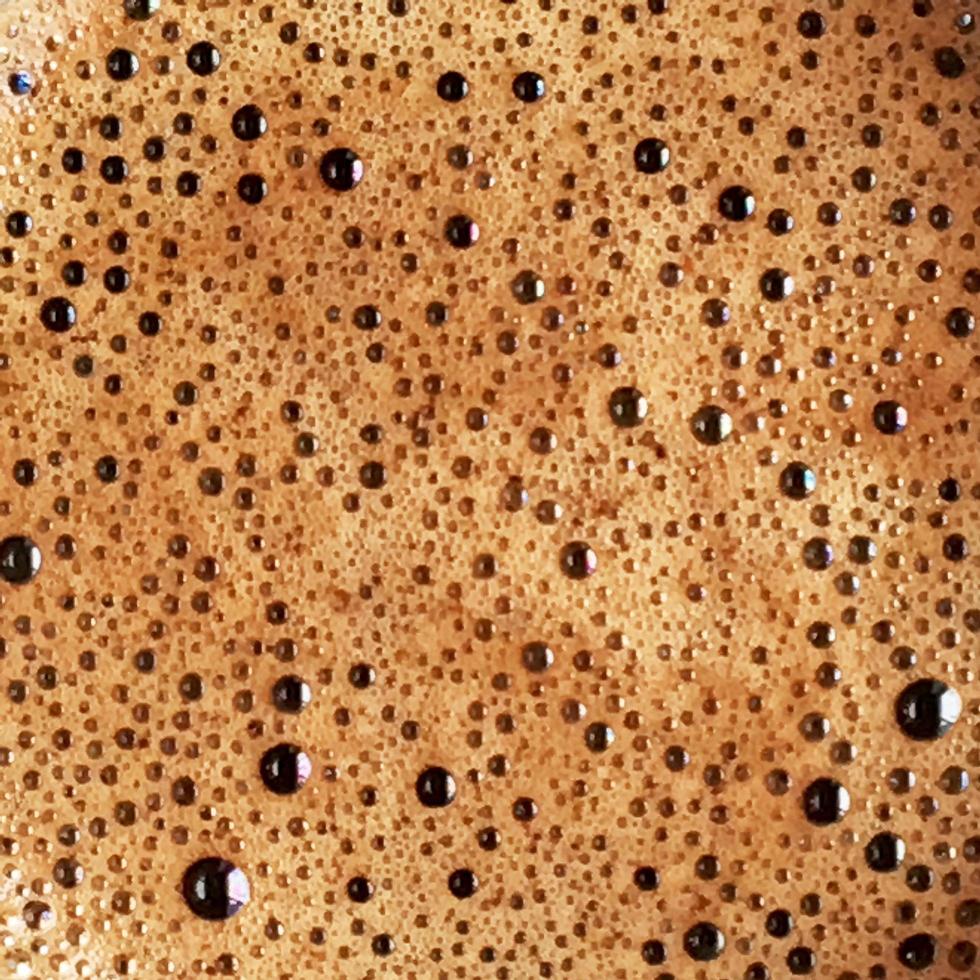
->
xmin=0 ymin=1 xmax=977 ymax=977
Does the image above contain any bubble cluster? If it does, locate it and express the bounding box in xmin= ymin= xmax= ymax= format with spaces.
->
xmin=0 ymin=0 xmax=977 ymax=976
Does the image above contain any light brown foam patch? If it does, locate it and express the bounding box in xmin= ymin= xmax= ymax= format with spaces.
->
xmin=0 ymin=0 xmax=978 ymax=977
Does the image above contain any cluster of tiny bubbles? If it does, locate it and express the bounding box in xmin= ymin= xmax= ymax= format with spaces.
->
xmin=0 ymin=0 xmax=977 ymax=976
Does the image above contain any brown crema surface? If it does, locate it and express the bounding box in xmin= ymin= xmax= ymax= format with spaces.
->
xmin=0 ymin=0 xmax=978 ymax=977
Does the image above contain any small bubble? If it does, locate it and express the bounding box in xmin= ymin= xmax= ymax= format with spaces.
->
xmin=801 ymin=777 xmax=850 ymax=826
xmin=512 ymin=71 xmax=546 ymax=103
xmin=259 ymin=743 xmax=311 ymax=795
xmin=897 ymin=933 xmax=937 ymax=971
xmin=718 ymin=185 xmax=756 ymax=221
xmin=181 ymin=858 xmax=250 ymax=920
xmin=690 ymin=405 xmax=733 ymax=445
xmin=231 ymin=104 xmax=268 ymax=141
xmin=608 ymin=386 xmax=648 ymax=428
xmin=872 ymin=400 xmax=907 ymax=435
xmin=186 ymin=41 xmax=221 ymax=76
xmin=447 ymin=868 xmax=479 ymax=898
xmin=39 ymin=297 xmax=77 ymax=333
xmin=759 ymin=268 xmax=795 ymax=301
xmin=865 ymin=832 xmax=906 ymax=873
xmin=8 ymin=71 xmax=33 ymax=96
xmin=444 ymin=214 xmax=480 ymax=249
xmin=559 ymin=541 xmax=597 ymax=580
xmin=895 ymin=680 xmax=961 ymax=741
xmin=319 ymin=148 xmax=364 ymax=191
xmin=511 ymin=270 xmax=545 ymax=304
xmin=0 ymin=536 xmax=42 ymax=585
xmin=436 ymin=71 xmax=469 ymax=102
xmin=106 ymin=48 xmax=140 ymax=82
xmin=416 ymin=766 xmax=457 ymax=807
xmin=271 ymin=675 xmax=312 ymax=714
xmin=633 ymin=138 xmax=670 ymax=174
xmin=779 ymin=462 xmax=817 ymax=500
xmin=683 ymin=922 xmax=726 ymax=961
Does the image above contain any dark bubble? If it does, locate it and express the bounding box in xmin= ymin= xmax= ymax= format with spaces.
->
xmin=8 ymin=70 xmax=32 ymax=95
xmin=61 ymin=147 xmax=86 ymax=173
xmin=942 ymin=533 xmax=969 ymax=562
xmin=933 ymin=47 xmax=965 ymax=79
xmin=237 ymin=173 xmax=268 ymax=205
xmin=319 ymin=148 xmax=364 ymax=191
xmin=803 ymin=537 xmax=834 ymax=570
xmin=416 ymin=766 xmax=457 ymax=807
xmin=231 ymin=104 xmax=268 ymax=141
xmin=797 ymin=11 xmax=826 ymax=38
xmin=895 ymin=679 xmax=961 ymax=741
xmin=872 ymin=400 xmax=907 ymax=435
xmin=272 ymin=675 xmax=311 ymax=714
xmin=39 ymin=297 xmax=77 ymax=333
xmin=511 ymin=270 xmax=545 ymax=304
xmin=641 ymin=939 xmax=667 ymax=964
xmin=946 ymin=307 xmax=975 ymax=339
xmin=767 ymin=208 xmax=795 ymax=235
xmin=521 ymin=642 xmax=554 ymax=673
xmin=938 ymin=477 xmax=961 ymax=502
xmin=865 ymin=832 xmax=906 ymax=873
xmin=181 ymin=858 xmax=250 ymax=920
xmin=801 ymin=777 xmax=850 ymax=826
xmin=779 ymin=462 xmax=817 ymax=500
xmin=436 ymin=71 xmax=469 ymax=102
xmin=447 ymin=868 xmax=479 ymax=898
xmin=12 ymin=458 xmax=38 ymax=487
xmin=889 ymin=198 xmax=917 ymax=226
xmin=123 ymin=0 xmax=160 ymax=19
xmin=608 ymin=386 xmax=648 ymax=428
xmin=690 ymin=405 xmax=733 ymax=445
xmin=633 ymin=138 xmax=670 ymax=174
xmin=259 ymin=743 xmax=312 ymax=795
xmin=346 ymin=876 xmax=374 ymax=902
xmin=683 ymin=921 xmax=726 ymax=961
xmin=512 ymin=796 xmax=538 ymax=821
xmin=584 ymin=722 xmax=615 ymax=752
xmin=512 ymin=71 xmax=546 ymax=102
xmin=444 ymin=214 xmax=480 ymax=249
xmin=100 ymin=155 xmax=128 ymax=183
xmin=5 ymin=210 xmax=33 ymax=237
xmin=786 ymin=946 xmax=817 ymax=975
xmin=186 ymin=41 xmax=221 ymax=76
xmin=0 ymin=536 xmax=42 ymax=585
xmin=633 ymin=866 xmax=660 ymax=891
xmin=106 ymin=48 xmax=140 ymax=82
xmin=718 ymin=185 xmax=756 ymax=221
xmin=759 ymin=268 xmax=795 ymax=301
xmin=896 ymin=933 xmax=937 ymax=971
xmin=559 ymin=541 xmax=597 ymax=580
xmin=765 ymin=908 xmax=793 ymax=938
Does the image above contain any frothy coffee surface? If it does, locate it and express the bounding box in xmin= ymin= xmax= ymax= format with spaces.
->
xmin=0 ymin=0 xmax=978 ymax=977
